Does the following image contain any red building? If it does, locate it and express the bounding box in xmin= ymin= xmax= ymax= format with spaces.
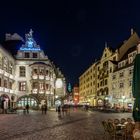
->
xmin=72 ymin=85 xmax=79 ymax=104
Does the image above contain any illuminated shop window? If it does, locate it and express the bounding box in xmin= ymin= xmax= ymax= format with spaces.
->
xmin=19 ymin=82 xmax=26 ymax=91
xmin=33 ymin=69 xmax=38 ymax=75
xmin=19 ymin=66 xmax=26 ymax=77
xmin=17 ymin=96 xmax=37 ymax=108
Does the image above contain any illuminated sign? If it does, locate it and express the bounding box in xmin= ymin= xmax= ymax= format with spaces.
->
xmin=19 ymin=29 xmax=41 ymax=51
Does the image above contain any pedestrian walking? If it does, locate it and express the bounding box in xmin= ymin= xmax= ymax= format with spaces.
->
xmin=41 ymin=105 xmax=44 ymax=114
xmin=26 ymin=104 xmax=29 ymax=114
xmin=44 ymin=104 xmax=48 ymax=114
xmin=57 ymin=105 xmax=61 ymax=117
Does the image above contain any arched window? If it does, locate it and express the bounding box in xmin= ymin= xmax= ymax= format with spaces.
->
xmin=17 ymin=96 xmax=38 ymax=108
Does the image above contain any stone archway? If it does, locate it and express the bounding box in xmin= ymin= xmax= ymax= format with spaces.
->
xmin=17 ymin=95 xmax=39 ymax=109
xmin=0 ymin=94 xmax=10 ymax=109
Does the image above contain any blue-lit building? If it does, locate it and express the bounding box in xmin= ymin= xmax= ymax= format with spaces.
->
xmin=0 ymin=29 xmax=66 ymax=110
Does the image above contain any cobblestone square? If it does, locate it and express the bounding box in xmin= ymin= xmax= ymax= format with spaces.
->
xmin=0 ymin=110 xmax=132 ymax=140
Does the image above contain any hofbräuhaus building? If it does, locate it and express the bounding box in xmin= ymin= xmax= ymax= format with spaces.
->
xmin=0 ymin=29 xmax=66 ymax=110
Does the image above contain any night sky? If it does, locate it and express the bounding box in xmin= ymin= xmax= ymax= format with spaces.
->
xmin=0 ymin=0 xmax=140 ymax=86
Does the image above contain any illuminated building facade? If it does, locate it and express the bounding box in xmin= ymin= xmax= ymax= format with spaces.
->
xmin=79 ymin=30 xmax=140 ymax=107
xmin=0 ymin=29 xmax=66 ymax=109
xmin=79 ymin=62 xmax=97 ymax=106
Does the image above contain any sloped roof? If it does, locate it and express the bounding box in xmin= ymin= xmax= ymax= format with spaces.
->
xmin=0 ymin=39 xmax=23 ymax=56
xmin=119 ymin=45 xmax=137 ymax=62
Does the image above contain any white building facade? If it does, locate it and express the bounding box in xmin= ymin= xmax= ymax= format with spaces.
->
xmin=0 ymin=30 xmax=66 ymax=109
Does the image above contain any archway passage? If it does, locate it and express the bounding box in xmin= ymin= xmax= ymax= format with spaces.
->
xmin=0 ymin=94 xmax=10 ymax=109
xmin=17 ymin=96 xmax=38 ymax=109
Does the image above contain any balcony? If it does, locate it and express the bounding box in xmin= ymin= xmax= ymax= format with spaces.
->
xmin=9 ymin=74 xmax=14 ymax=80
xmin=32 ymin=75 xmax=38 ymax=79
xmin=45 ymin=76 xmax=50 ymax=80
xmin=32 ymin=89 xmax=38 ymax=94
xmin=39 ymin=90 xmax=45 ymax=94
xmin=39 ymin=75 xmax=45 ymax=80
xmin=0 ymin=87 xmax=3 ymax=91
xmin=4 ymin=88 xmax=10 ymax=93
xmin=0 ymin=69 xmax=4 ymax=74
xmin=10 ymin=89 xmax=14 ymax=93
xmin=4 ymin=72 xmax=10 ymax=77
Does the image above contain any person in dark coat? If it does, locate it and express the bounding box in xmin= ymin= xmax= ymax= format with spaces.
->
xmin=26 ymin=104 xmax=29 ymax=114
xmin=44 ymin=104 xmax=48 ymax=114
xmin=57 ymin=105 xmax=61 ymax=116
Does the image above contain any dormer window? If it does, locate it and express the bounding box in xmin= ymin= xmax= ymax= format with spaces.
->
xmin=33 ymin=53 xmax=38 ymax=58
xmin=25 ymin=52 xmax=30 ymax=58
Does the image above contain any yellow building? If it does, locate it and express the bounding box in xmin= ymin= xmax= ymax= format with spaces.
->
xmin=79 ymin=62 xmax=98 ymax=106
xmin=79 ymin=29 xmax=139 ymax=107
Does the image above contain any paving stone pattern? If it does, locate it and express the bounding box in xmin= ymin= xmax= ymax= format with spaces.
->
xmin=0 ymin=110 xmax=132 ymax=140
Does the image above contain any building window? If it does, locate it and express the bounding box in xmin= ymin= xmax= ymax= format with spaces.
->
xmin=39 ymin=83 xmax=45 ymax=90
xmin=19 ymin=82 xmax=26 ymax=91
xmin=46 ymin=84 xmax=49 ymax=90
xmin=129 ymin=80 xmax=132 ymax=86
xmin=105 ymin=79 xmax=107 ymax=85
xmin=19 ymin=66 xmax=26 ymax=77
xmin=4 ymin=79 xmax=7 ymax=88
xmin=129 ymin=69 xmax=132 ymax=75
xmin=9 ymin=82 xmax=12 ymax=89
xmin=33 ymin=82 xmax=38 ymax=89
xmin=33 ymin=53 xmax=38 ymax=58
xmin=25 ymin=52 xmax=30 ymax=58
xmin=119 ymin=83 xmax=124 ymax=88
xmin=119 ymin=72 xmax=124 ymax=77
xmin=39 ymin=68 xmax=44 ymax=75
xmin=112 ymin=75 xmax=116 ymax=80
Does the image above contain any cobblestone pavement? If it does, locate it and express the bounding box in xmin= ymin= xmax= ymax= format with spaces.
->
xmin=0 ymin=110 xmax=132 ymax=140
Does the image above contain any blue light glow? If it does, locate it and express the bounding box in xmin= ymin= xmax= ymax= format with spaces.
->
xmin=28 ymin=41 xmax=33 ymax=48
xmin=20 ymin=48 xmax=41 ymax=51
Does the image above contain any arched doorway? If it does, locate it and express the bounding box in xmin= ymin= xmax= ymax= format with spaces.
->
xmin=17 ymin=96 xmax=38 ymax=109
xmin=0 ymin=94 xmax=10 ymax=109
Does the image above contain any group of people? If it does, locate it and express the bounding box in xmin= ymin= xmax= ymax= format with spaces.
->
xmin=41 ymin=104 xmax=48 ymax=114
xmin=56 ymin=104 xmax=70 ymax=116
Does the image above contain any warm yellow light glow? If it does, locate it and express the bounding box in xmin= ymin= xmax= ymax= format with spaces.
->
xmin=55 ymin=78 xmax=63 ymax=88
